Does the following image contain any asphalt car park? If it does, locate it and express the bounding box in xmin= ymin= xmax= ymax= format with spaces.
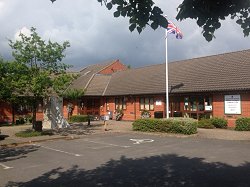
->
xmin=1 ymin=132 xmax=250 ymax=186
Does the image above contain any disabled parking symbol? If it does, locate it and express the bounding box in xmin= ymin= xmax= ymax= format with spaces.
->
xmin=130 ymin=139 xmax=154 ymax=144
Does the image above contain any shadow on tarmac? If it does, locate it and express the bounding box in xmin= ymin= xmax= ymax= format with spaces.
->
xmin=5 ymin=154 xmax=250 ymax=187
xmin=0 ymin=145 xmax=39 ymax=163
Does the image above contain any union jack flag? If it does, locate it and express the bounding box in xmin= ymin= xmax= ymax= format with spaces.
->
xmin=167 ymin=20 xmax=183 ymax=39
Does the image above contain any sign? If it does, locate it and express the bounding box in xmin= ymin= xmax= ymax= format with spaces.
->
xmin=156 ymin=100 xmax=162 ymax=106
xmin=224 ymin=95 xmax=241 ymax=114
xmin=205 ymin=106 xmax=212 ymax=111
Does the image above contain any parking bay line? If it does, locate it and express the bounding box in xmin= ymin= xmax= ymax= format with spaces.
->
xmin=33 ymin=144 xmax=82 ymax=157
xmin=81 ymin=139 xmax=130 ymax=148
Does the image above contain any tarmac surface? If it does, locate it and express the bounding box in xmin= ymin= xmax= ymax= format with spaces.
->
xmin=1 ymin=121 xmax=250 ymax=187
xmin=1 ymin=120 xmax=250 ymax=147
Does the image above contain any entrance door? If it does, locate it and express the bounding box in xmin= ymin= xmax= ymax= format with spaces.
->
xmin=85 ymin=98 xmax=100 ymax=116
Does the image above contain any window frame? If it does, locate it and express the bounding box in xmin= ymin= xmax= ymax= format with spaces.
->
xmin=115 ymin=97 xmax=126 ymax=110
xmin=140 ymin=97 xmax=154 ymax=111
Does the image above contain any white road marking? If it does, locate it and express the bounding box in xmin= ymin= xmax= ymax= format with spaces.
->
xmin=0 ymin=163 xmax=13 ymax=170
xmin=82 ymin=139 xmax=130 ymax=148
xmin=33 ymin=144 xmax=82 ymax=157
xmin=130 ymin=139 xmax=154 ymax=144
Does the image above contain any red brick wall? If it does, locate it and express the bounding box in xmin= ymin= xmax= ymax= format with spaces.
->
xmin=63 ymin=100 xmax=78 ymax=119
xmin=99 ymin=60 xmax=127 ymax=74
xmin=101 ymin=95 xmax=166 ymax=121
xmin=213 ymin=93 xmax=250 ymax=127
xmin=61 ymin=92 xmax=250 ymax=127
xmin=0 ymin=101 xmax=12 ymax=123
xmin=0 ymin=101 xmax=43 ymax=124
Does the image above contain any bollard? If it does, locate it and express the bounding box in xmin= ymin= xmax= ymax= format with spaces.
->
xmin=87 ymin=115 xmax=91 ymax=126
xmin=104 ymin=120 xmax=108 ymax=131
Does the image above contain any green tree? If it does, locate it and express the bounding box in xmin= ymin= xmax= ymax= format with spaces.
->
xmin=96 ymin=0 xmax=250 ymax=41
xmin=9 ymin=27 xmax=73 ymax=128
xmin=62 ymin=88 xmax=85 ymax=118
xmin=0 ymin=59 xmax=30 ymax=124
xmin=51 ymin=0 xmax=250 ymax=41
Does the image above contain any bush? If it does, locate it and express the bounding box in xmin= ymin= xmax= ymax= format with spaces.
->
xmin=69 ymin=115 xmax=89 ymax=123
xmin=132 ymin=118 xmax=197 ymax=135
xmin=198 ymin=119 xmax=214 ymax=129
xmin=210 ymin=117 xmax=228 ymax=129
xmin=235 ymin=118 xmax=250 ymax=131
xmin=141 ymin=110 xmax=151 ymax=119
xmin=15 ymin=129 xmax=53 ymax=137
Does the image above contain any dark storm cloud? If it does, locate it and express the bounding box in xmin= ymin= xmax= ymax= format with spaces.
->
xmin=0 ymin=0 xmax=249 ymax=70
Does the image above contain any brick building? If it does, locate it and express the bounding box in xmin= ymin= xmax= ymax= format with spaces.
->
xmin=1 ymin=50 xmax=250 ymax=127
xmin=65 ymin=50 xmax=250 ymax=127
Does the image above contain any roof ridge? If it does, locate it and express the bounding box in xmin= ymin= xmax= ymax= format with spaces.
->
xmin=169 ymin=48 xmax=250 ymax=65
xmin=96 ymin=59 xmax=118 ymax=74
xmin=102 ymin=75 xmax=112 ymax=96
xmin=84 ymin=73 xmax=96 ymax=90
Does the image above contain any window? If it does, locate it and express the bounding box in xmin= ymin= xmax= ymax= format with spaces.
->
xmin=140 ymin=97 xmax=154 ymax=110
xmin=115 ymin=98 xmax=126 ymax=110
xmin=190 ymin=97 xmax=197 ymax=111
xmin=106 ymin=98 xmax=110 ymax=111
xmin=205 ymin=96 xmax=212 ymax=111
xmin=184 ymin=97 xmax=189 ymax=111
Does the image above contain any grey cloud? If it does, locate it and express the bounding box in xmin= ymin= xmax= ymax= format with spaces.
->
xmin=0 ymin=0 xmax=249 ymax=70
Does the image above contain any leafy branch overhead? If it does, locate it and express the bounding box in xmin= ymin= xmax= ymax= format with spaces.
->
xmin=98 ymin=0 xmax=168 ymax=33
xmin=50 ymin=0 xmax=250 ymax=41
xmin=176 ymin=0 xmax=250 ymax=41
xmin=97 ymin=0 xmax=250 ymax=41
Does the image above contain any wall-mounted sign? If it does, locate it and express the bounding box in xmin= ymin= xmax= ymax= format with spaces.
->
xmin=205 ymin=106 xmax=212 ymax=111
xmin=156 ymin=100 xmax=162 ymax=106
xmin=224 ymin=95 xmax=241 ymax=114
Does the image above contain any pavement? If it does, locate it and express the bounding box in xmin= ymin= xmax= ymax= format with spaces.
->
xmin=0 ymin=120 xmax=250 ymax=147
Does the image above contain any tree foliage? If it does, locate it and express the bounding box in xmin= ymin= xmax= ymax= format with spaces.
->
xmin=95 ymin=0 xmax=250 ymax=41
xmin=62 ymin=88 xmax=85 ymax=100
xmin=8 ymin=27 xmax=74 ymax=125
xmin=176 ymin=0 xmax=250 ymax=41
xmin=0 ymin=59 xmax=30 ymax=123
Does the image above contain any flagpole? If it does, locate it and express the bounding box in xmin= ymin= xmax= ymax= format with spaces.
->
xmin=165 ymin=29 xmax=169 ymax=119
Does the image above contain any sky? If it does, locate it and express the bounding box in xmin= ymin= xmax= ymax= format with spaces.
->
xmin=0 ymin=0 xmax=249 ymax=70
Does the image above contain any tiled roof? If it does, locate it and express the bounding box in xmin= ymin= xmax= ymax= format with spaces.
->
xmin=104 ymin=64 xmax=165 ymax=95
xmin=168 ymin=49 xmax=250 ymax=93
xmin=105 ymin=49 xmax=250 ymax=95
xmin=68 ymin=60 xmax=116 ymax=91
xmin=71 ymin=49 xmax=250 ymax=96
xmin=85 ymin=74 xmax=111 ymax=96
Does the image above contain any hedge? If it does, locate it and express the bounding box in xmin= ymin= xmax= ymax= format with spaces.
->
xmin=132 ymin=118 xmax=197 ymax=135
xmin=235 ymin=118 xmax=250 ymax=131
xmin=69 ymin=115 xmax=90 ymax=123
xmin=198 ymin=119 xmax=214 ymax=129
xmin=197 ymin=118 xmax=228 ymax=129
xmin=210 ymin=117 xmax=228 ymax=129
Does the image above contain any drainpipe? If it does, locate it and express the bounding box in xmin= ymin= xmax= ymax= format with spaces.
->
xmin=134 ymin=96 xmax=136 ymax=120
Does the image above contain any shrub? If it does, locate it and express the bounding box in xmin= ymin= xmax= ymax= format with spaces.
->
xmin=210 ymin=117 xmax=228 ymax=129
xmin=198 ymin=119 xmax=214 ymax=129
xmin=132 ymin=118 xmax=197 ymax=135
xmin=141 ymin=110 xmax=151 ymax=119
xmin=235 ymin=118 xmax=250 ymax=131
xmin=69 ymin=115 xmax=89 ymax=123
xmin=169 ymin=118 xmax=198 ymax=135
xmin=15 ymin=129 xmax=53 ymax=137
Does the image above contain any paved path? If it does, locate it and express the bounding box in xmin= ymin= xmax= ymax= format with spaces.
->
xmin=1 ymin=120 xmax=250 ymax=147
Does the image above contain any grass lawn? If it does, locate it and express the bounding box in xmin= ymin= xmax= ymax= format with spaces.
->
xmin=15 ymin=129 xmax=54 ymax=138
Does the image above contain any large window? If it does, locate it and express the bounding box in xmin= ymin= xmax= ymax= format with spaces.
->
xmin=183 ymin=96 xmax=213 ymax=119
xmin=115 ymin=98 xmax=126 ymax=110
xmin=140 ymin=97 xmax=154 ymax=111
